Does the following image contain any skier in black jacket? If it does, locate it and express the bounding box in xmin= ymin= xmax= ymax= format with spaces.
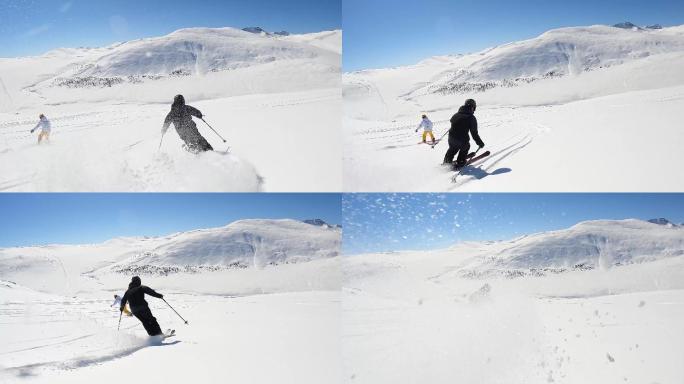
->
xmin=162 ymin=94 xmax=213 ymax=153
xmin=443 ymin=99 xmax=484 ymax=168
xmin=120 ymin=276 xmax=164 ymax=336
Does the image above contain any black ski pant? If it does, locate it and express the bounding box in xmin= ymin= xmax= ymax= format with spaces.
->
xmin=133 ymin=307 xmax=162 ymax=336
xmin=443 ymin=138 xmax=470 ymax=166
xmin=185 ymin=137 xmax=213 ymax=153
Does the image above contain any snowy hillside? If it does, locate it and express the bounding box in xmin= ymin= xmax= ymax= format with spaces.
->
xmin=343 ymin=23 xmax=684 ymax=191
xmin=343 ymin=219 xmax=684 ymax=383
xmin=462 ymin=219 xmax=684 ymax=272
xmin=0 ymin=27 xmax=342 ymax=191
xmin=110 ymin=219 xmax=342 ymax=272
xmin=0 ymin=219 xmax=341 ymax=295
xmin=0 ymin=219 xmax=341 ymax=383
xmin=411 ymin=24 xmax=684 ymax=97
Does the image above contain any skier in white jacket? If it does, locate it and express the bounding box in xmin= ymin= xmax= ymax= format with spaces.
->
xmin=111 ymin=294 xmax=132 ymax=316
xmin=30 ymin=114 xmax=51 ymax=144
xmin=415 ymin=114 xmax=435 ymax=144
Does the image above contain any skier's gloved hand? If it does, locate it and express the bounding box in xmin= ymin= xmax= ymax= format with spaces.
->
xmin=119 ymin=306 xmax=124 ymax=313
xmin=30 ymin=129 xmax=35 ymax=133
xmin=415 ymin=129 xmax=418 ymax=132
xmin=159 ymin=294 xmax=164 ymax=299
xmin=478 ymin=143 xmax=485 ymax=148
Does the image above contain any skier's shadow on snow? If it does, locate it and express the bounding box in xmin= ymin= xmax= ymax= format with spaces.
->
xmin=459 ymin=166 xmax=511 ymax=179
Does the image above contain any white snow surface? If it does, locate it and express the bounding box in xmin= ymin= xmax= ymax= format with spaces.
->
xmin=0 ymin=27 xmax=342 ymax=191
xmin=343 ymin=219 xmax=684 ymax=383
xmin=343 ymin=24 xmax=684 ymax=191
xmin=0 ymin=219 xmax=341 ymax=383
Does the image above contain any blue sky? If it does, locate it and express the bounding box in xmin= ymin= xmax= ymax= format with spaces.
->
xmin=0 ymin=193 xmax=341 ymax=247
xmin=343 ymin=0 xmax=684 ymax=71
xmin=343 ymin=193 xmax=684 ymax=255
xmin=0 ymin=0 xmax=341 ymax=57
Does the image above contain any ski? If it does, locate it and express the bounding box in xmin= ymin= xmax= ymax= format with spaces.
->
xmin=162 ymin=329 xmax=176 ymax=339
xmin=418 ymin=139 xmax=440 ymax=146
xmin=460 ymin=150 xmax=490 ymax=168
xmin=451 ymin=150 xmax=491 ymax=182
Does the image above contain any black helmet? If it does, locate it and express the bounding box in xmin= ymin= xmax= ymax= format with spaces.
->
xmin=173 ymin=94 xmax=185 ymax=106
xmin=464 ymin=99 xmax=476 ymax=111
xmin=129 ymin=276 xmax=142 ymax=288
xmin=39 ymin=113 xmax=45 ymax=119
xmin=421 ymin=114 xmax=427 ymax=119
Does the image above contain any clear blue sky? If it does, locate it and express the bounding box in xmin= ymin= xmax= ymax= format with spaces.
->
xmin=0 ymin=0 xmax=341 ymax=57
xmin=0 ymin=193 xmax=341 ymax=247
xmin=343 ymin=193 xmax=684 ymax=255
xmin=343 ymin=0 xmax=684 ymax=71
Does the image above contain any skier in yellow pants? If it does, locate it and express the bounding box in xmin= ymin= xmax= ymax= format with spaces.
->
xmin=30 ymin=114 xmax=51 ymax=144
xmin=415 ymin=114 xmax=435 ymax=143
xmin=112 ymin=294 xmax=132 ymax=316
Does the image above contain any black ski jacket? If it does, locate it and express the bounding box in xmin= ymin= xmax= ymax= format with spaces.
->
xmin=448 ymin=105 xmax=484 ymax=147
xmin=162 ymin=96 xmax=211 ymax=151
xmin=120 ymin=282 xmax=163 ymax=314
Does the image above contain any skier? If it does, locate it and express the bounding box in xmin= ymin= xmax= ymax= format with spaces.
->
xmin=30 ymin=114 xmax=51 ymax=144
xmin=443 ymin=99 xmax=484 ymax=168
xmin=111 ymin=294 xmax=132 ymax=316
xmin=162 ymin=94 xmax=213 ymax=153
xmin=119 ymin=276 xmax=165 ymax=336
xmin=415 ymin=114 xmax=435 ymax=144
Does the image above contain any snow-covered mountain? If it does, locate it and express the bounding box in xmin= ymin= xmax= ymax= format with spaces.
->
xmin=303 ymin=218 xmax=342 ymax=229
xmin=112 ymin=219 xmax=341 ymax=272
xmin=647 ymin=217 xmax=681 ymax=227
xmin=0 ymin=219 xmax=341 ymax=294
xmin=31 ymin=27 xmax=340 ymax=88
xmin=346 ymin=219 xmax=684 ymax=281
xmin=397 ymin=23 xmax=684 ymax=97
xmin=242 ymin=26 xmax=291 ymax=36
xmin=463 ymin=219 xmax=684 ymax=272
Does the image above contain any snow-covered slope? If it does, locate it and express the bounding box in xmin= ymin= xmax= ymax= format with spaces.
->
xmin=343 ymin=219 xmax=684 ymax=383
xmin=343 ymin=24 xmax=684 ymax=191
xmin=0 ymin=218 xmax=342 ymax=383
xmin=0 ymin=27 xmax=342 ymax=191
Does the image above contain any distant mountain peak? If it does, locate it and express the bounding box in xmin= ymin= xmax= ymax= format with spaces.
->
xmin=302 ymin=219 xmax=342 ymax=229
xmin=242 ymin=26 xmax=290 ymax=36
xmin=647 ymin=218 xmax=678 ymax=227
xmin=613 ymin=21 xmax=640 ymax=30
xmin=612 ymin=22 xmax=662 ymax=31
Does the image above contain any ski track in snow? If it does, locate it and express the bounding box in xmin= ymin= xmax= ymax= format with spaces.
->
xmin=344 ymin=104 xmax=546 ymax=191
xmin=343 ymin=266 xmax=684 ymax=383
xmin=0 ymin=289 xmax=341 ymax=383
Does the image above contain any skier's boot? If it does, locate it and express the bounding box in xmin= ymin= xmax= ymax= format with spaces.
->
xmin=452 ymin=161 xmax=466 ymax=171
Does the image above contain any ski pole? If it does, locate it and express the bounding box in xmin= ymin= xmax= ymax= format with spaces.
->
xmin=432 ymin=130 xmax=449 ymax=149
xmin=163 ymin=298 xmax=189 ymax=324
xmin=158 ymin=134 xmax=164 ymax=150
xmin=117 ymin=310 xmax=122 ymax=331
xmin=201 ymin=118 xmax=227 ymax=143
